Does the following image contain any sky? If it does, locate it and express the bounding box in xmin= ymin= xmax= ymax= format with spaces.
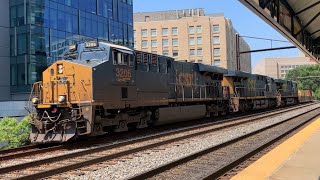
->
xmin=133 ymin=0 xmax=302 ymax=68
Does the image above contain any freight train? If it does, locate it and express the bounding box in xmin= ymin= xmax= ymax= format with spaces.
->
xmin=29 ymin=42 xmax=313 ymax=143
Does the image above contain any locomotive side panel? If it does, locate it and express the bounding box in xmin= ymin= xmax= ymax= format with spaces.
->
xmin=92 ymin=60 xmax=138 ymax=109
xmin=134 ymin=55 xmax=170 ymax=107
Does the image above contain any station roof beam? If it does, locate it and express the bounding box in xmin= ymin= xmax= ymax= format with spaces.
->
xmin=239 ymin=0 xmax=320 ymax=63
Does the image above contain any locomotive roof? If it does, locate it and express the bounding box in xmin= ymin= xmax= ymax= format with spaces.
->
xmin=98 ymin=42 xmax=133 ymax=52
xmin=197 ymin=63 xmax=228 ymax=75
xmin=225 ymin=70 xmax=252 ymax=78
xmin=275 ymin=79 xmax=287 ymax=83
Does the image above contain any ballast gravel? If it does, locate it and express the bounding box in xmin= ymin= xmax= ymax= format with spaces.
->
xmin=65 ymin=104 xmax=320 ymax=180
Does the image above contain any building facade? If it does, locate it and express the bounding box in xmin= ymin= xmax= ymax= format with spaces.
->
xmin=133 ymin=9 xmax=252 ymax=73
xmin=0 ymin=0 xmax=133 ymax=118
xmin=9 ymin=0 xmax=133 ymax=99
xmin=253 ymin=56 xmax=317 ymax=79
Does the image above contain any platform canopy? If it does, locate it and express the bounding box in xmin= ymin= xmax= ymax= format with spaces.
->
xmin=239 ymin=0 xmax=320 ymax=63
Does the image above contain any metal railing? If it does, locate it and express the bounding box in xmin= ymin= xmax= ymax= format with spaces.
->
xmin=170 ymin=83 xmax=229 ymax=101
xmin=234 ymin=87 xmax=278 ymax=97
xmin=278 ymin=89 xmax=297 ymax=97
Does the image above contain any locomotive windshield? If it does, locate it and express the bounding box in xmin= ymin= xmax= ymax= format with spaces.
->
xmin=80 ymin=50 xmax=108 ymax=61
xmin=64 ymin=49 xmax=108 ymax=61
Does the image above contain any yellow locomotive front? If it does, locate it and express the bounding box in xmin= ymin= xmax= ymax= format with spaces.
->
xmin=30 ymin=60 xmax=93 ymax=143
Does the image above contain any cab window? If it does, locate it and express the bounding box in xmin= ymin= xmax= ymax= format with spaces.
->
xmin=113 ymin=50 xmax=133 ymax=66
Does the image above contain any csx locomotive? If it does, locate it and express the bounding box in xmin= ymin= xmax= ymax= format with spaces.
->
xmin=29 ymin=42 xmax=313 ymax=143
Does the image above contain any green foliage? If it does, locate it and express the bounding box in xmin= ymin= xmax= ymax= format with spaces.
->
xmin=286 ymin=65 xmax=320 ymax=100
xmin=315 ymin=88 xmax=320 ymax=100
xmin=0 ymin=116 xmax=31 ymax=149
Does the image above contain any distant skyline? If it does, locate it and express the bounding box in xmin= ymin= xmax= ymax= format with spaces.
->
xmin=133 ymin=0 xmax=302 ymax=68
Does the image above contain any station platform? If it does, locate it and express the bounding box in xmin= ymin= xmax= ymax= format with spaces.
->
xmin=232 ymin=117 xmax=320 ymax=180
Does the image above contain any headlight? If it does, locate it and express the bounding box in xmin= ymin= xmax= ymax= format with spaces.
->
xmin=32 ymin=97 xmax=39 ymax=104
xmin=58 ymin=95 xmax=66 ymax=103
xmin=58 ymin=64 xmax=64 ymax=74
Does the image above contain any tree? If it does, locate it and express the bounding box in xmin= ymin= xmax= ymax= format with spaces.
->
xmin=0 ymin=116 xmax=31 ymax=149
xmin=286 ymin=65 xmax=320 ymax=100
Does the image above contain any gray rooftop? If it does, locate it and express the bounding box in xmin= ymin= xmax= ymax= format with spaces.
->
xmin=134 ymin=8 xmax=224 ymax=22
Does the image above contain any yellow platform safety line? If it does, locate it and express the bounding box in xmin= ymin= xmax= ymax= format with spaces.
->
xmin=232 ymin=117 xmax=320 ymax=180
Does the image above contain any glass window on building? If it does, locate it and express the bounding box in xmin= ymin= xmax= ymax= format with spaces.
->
xmin=214 ymin=48 xmax=221 ymax=56
xmin=173 ymin=50 xmax=179 ymax=57
xmin=189 ymin=37 xmax=195 ymax=45
xmin=197 ymin=37 xmax=202 ymax=45
xmin=142 ymin=40 xmax=148 ymax=48
xmin=213 ymin=59 xmax=220 ymax=66
xmin=134 ymin=41 xmax=137 ymax=49
xmin=151 ymin=40 xmax=157 ymax=47
xmin=142 ymin=29 xmax=148 ymax=37
xmin=197 ymin=48 xmax=203 ymax=56
xmin=162 ymin=28 xmax=168 ymax=36
xmin=151 ymin=29 xmax=157 ymax=37
xmin=172 ymin=38 xmax=178 ymax=46
xmin=134 ymin=30 xmax=136 ymax=38
xmin=162 ymin=39 xmax=169 ymax=47
xmin=213 ymin=36 xmax=220 ymax=44
xmin=190 ymin=60 xmax=195 ymax=63
xmin=197 ymin=25 xmax=202 ymax=33
xmin=212 ymin=25 xmax=220 ymax=32
xmin=163 ymin=50 xmax=169 ymax=56
xmin=172 ymin=27 xmax=178 ymax=35
xmin=145 ymin=16 xmax=150 ymax=22
xmin=189 ymin=26 xmax=194 ymax=34
xmin=190 ymin=49 xmax=195 ymax=56
xmin=198 ymin=60 xmax=203 ymax=63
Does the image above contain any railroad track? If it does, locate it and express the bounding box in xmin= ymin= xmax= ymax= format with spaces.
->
xmin=0 ymin=103 xmax=318 ymax=179
xmin=0 ymin=102 xmax=315 ymax=163
xmin=129 ymin=107 xmax=320 ymax=180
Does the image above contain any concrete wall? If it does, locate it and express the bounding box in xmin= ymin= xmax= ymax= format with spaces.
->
xmin=0 ymin=0 xmax=11 ymax=101
xmin=0 ymin=101 xmax=30 ymax=119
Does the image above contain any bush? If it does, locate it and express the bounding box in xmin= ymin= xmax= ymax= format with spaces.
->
xmin=0 ymin=116 xmax=31 ymax=150
xmin=286 ymin=65 xmax=320 ymax=100
xmin=315 ymin=88 xmax=320 ymax=100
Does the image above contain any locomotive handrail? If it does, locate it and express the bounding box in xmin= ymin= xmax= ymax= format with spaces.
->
xmin=27 ymin=81 xmax=43 ymax=112
xmin=234 ymin=87 xmax=267 ymax=97
xmin=277 ymin=89 xmax=296 ymax=97
xmin=170 ymin=83 xmax=228 ymax=101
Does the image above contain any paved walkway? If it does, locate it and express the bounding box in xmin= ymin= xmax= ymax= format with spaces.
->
xmin=232 ymin=117 xmax=320 ymax=180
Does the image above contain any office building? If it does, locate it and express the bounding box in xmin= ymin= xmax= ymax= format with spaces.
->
xmin=0 ymin=0 xmax=134 ymax=118
xmin=133 ymin=8 xmax=252 ymax=73
xmin=253 ymin=56 xmax=317 ymax=79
